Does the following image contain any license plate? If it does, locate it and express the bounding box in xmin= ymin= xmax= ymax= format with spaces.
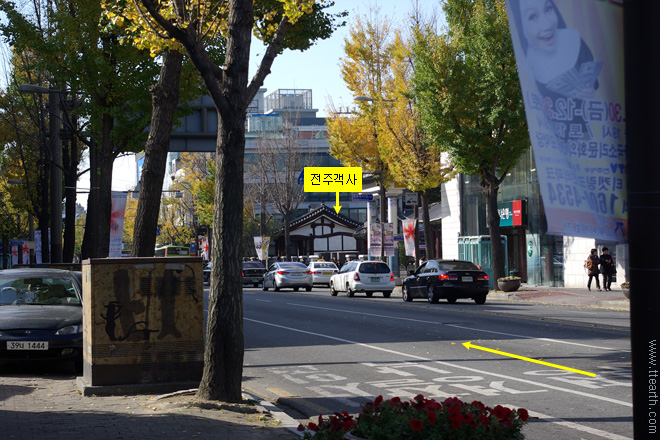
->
xmin=322 ymin=272 xmax=332 ymax=275
xmin=8 ymin=341 xmax=48 ymax=350
xmin=370 ymin=277 xmax=380 ymax=282
xmin=462 ymin=276 xmax=473 ymax=282
xmin=252 ymin=278 xmax=260 ymax=283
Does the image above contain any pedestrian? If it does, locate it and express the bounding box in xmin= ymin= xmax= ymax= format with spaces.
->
xmin=599 ymin=247 xmax=615 ymax=291
xmin=584 ymin=248 xmax=601 ymax=291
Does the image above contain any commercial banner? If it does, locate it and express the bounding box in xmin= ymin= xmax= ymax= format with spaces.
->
xmin=369 ymin=223 xmax=382 ymax=257
xmin=506 ymin=0 xmax=626 ymax=241
xmin=22 ymin=243 xmax=29 ymax=264
xmin=108 ymin=191 xmax=128 ymax=258
xmin=402 ymin=219 xmax=417 ymax=257
xmin=254 ymin=236 xmax=270 ymax=260
xmin=34 ymin=230 xmax=43 ymax=264
xmin=11 ymin=246 xmax=18 ymax=266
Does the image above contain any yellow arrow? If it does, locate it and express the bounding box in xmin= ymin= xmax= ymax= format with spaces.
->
xmin=462 ymin=341 xmax=596 ymax=377
xmin=334 ymin=192 xmax=341 ymax=214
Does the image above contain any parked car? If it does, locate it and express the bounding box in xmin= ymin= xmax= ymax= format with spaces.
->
xmin=262 ymin=262 xmax=313 ymax=292
xmin=402 ymin=259 xmax=489 ymax=304
xmin=243 ymin=261 xmax=266 ymax=287
xmin=330 ymin=261 xmax=395 ymax=298
xmin=0 ymin=268 xmax=83 ymax=367
xmin=203 ymin=262 xmax=212 ymax=284
xmin=307 ymin=261 xmax=339 ymax=286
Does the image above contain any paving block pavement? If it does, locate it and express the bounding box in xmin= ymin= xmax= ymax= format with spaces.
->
xmin=0 ymin=364 xmax=301 ymax=440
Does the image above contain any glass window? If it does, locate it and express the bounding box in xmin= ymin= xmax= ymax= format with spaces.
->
xmin=358 ymin=262 xmax=390 ymax=274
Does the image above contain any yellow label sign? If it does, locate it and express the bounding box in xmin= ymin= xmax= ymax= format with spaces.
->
xmin=303 ymin=167 xmax=362 ymax=192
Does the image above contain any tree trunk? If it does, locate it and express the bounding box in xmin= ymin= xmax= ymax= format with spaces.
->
xmin=421 ymin=190 xmax=435 ymax=260
xmin=483 ymin=179 xmax=505 ymax=281
xmin=284 ymin=212 xmax=292 ymax=261
xmin=132 ymin=49 xmax=184 ymax=257
xmin=197 ymin=109 xmax=246 ymax=403
xmin=62 ymin=133 xmax=78 ymax=263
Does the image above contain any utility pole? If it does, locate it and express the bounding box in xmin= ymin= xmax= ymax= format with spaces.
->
xmin=623 ymin=2 xmax=660 ymax=439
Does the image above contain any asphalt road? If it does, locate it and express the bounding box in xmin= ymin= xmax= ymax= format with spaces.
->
xmin=241 ymin=286 xmax=632 ymax=440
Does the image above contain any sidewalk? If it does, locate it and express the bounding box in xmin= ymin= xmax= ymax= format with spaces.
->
xmin=487 ymin=284 xmax=630 ymax=310
xmin=1 ymin=371 xmax=302 ymax=440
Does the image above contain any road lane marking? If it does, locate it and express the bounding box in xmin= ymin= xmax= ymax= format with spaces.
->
xmin=519 ymin=407 xmax=632 ymax=440
xmin=256 ymin=299 xmax=272 ymax=303
xmin=286 ymin=303 xmax=626 ymax=352
xmin=245 ymin=317 xmax=632 ymax=408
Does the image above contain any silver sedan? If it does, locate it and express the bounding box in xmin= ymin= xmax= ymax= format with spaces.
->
xmin=262 ymin=262 xmax=313 ymax=292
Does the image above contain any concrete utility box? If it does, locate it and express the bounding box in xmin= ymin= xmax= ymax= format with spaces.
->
xmin=81 ymin=257 xmax=204 ymax=388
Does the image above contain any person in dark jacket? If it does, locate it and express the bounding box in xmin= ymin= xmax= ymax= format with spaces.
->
xmin=585 ymin=248 xmax=601 ymax=291
xmin=599 ymin=247 xmax=615 ymax=291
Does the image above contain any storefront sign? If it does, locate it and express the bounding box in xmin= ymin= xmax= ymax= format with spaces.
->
xmin=498 ymin=200 xmax=526 ymax=227
xmin=505 ymin=0 xmax=626 ymax=241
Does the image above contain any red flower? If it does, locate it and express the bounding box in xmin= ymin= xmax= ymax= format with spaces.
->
xmin=450 ymin=417 xmax=462 ymax=430
xmin=427 ymin=411 xmax=437 ymax=424
xmin=297 ymin=424 xmax=305 ymax=432
xmin=492 ymin=405 xmax=509 ymax=419
xmin=308 ymin=422 xmax=319 ymax=432
xmin=518 ymin=408 xmax=529 ymax=422
xmin=374 ymin=395 xmax=384 ymax=407
xmin=410 ymin=419 xmax=424 ymax=432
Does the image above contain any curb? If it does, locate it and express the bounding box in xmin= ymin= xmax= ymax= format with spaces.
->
xmin=242 ymin=390 xmax=304 ymax=437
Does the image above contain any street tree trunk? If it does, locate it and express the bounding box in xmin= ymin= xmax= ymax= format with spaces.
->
xmin=421 ymin=190 xmax=434 ymax=260
xmin=133 ymin=49 xmax=184 ymax=257
xmin=483 ymin=178 xmax=505 ymax=281
xmin=62 ymin=133 xmax=78 ymax=263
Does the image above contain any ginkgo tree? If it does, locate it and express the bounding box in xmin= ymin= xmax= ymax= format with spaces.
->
xmin=377 ymin=28 xmax=455 ymax=260
xmin=412 ymin=0 xmax=528 ymax=281
xmin=102 ymin=0 xmax=346 ymax=402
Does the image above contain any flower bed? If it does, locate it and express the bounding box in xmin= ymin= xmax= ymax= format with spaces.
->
xmin=298 ymin=395 xmax=528 ymax=440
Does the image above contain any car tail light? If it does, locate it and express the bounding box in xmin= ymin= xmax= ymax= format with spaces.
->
xmin=390 ymin=273 xmax=394 ymax=281
xmin=477 ymin=275 xmax=489 ymax=280
xmin=354 ymin=272 xmax=360 ymax=281
xmin=439 ymin=274 xmax=458 ymax=281
xmin=309 ymin=270 xmax=317 ymax=274
xmin=306 ymin=271 xmax=312 ymax=274
xmin=277 ymin=270 xmax=289 ymax=275
xmin=242 ymin=272 xmax=244 ymax=276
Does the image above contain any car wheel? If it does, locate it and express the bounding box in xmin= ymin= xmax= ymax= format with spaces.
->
xmin=346 ymin=283 xmax=355 ymax=298
xmin=427 ymin=285 xmax=439 ymax=304
xmin=446 ymin=296 xmax=457 ymax=304
xmin=383 ymin=291 xmax=392 ymax=298
xmin=402 ymin=285 xmax=413 ymax=302
xmin=273 ymin=280 xmax=280 ymax=292
xmin=293 ymin=287 xmax=300 ymax=292
xmin=306 ymin=286 xmax=312 ymax=292
xmin=366 ymin=291 xmax=373 ymax=298
xmin=262 ymin=281 xmax=269 ymax=291
xmin=330 ymin=282 xmax=338 ymax=296
xmin=474 ymin=295 xmax=487 ymax=305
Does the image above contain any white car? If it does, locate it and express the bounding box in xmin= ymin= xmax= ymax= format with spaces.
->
xmin=307 ymin=261 xmax=339 ymax=286
xmin=330 ymin=261 xmax=395 ymax=298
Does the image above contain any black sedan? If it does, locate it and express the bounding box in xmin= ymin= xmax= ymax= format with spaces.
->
xmin=0 ymin=268 xmax=83 ymax=366
xmin=242 ymin=261 xmax=266 ymax=287
xmin=402 ymin=259 xmax=490 ymax=304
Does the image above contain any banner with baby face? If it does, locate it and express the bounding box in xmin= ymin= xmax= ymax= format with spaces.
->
xmin=506 ymin=0 xmax=626 ymax=242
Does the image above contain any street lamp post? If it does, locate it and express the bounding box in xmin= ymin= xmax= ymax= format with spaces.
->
xmin=18 ymin=84 xmax=63 ymax=263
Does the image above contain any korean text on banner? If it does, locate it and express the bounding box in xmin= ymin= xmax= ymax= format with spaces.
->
xmin=369 ymin=223 xmax=382 ymax=257
xmin=109 ymin=192 xmax=128 ymax=258
xmin=402 ymin=219 xmax=417 ymax=257
xmin=505 ymin=0 xmax=626 ymax=241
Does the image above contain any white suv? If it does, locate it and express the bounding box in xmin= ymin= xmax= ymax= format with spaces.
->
xmin=330 ymin=261 xmax=395 ymax=298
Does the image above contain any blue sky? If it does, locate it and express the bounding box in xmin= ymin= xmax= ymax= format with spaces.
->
xmin=251 ymin=0 xmax=439 ymax=117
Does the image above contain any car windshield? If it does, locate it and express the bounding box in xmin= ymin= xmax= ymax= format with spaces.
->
xmin=314 ymin=263 xmax=337 ymax=269
xmin=279 ymin=263 xmax=307 ymax=270
xmin=0 ymin=276 xmax=81 ymax=306
xmin=358 ymin=262 xmax=390 ymax=274
xmin=243 ymin=262 xmax=265 ymax=269
xmin=437 ymin=261 xmax=480 ymax=271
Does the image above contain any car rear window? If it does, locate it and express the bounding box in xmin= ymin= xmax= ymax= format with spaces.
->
xmin=280 ymin=263 xmax=307 ymax=270
xmin=315 ymin=263 xmax=337 ymax=269
xmin=243 ymin=262 xmax=265 ymax=269
xmin=437 ymin=261 xmax=479 ymax=271
xmin=358 ymin=262 xmax=390 ymax=274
